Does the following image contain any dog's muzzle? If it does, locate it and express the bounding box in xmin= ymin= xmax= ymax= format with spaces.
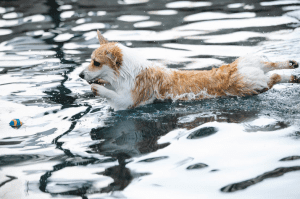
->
xmin=79 ymin=70 xmax=110 ymax=87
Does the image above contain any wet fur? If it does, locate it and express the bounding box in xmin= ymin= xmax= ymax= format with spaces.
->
xmin=79 ymin=31 xmax=299 ymax=110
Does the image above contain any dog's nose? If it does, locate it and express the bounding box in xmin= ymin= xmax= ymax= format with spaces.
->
xmin=79 ymin=72 xmax=84 ymax=79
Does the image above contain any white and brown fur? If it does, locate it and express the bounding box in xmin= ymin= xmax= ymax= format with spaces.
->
xmin=79 ymin=30 xmax=299 ymax=110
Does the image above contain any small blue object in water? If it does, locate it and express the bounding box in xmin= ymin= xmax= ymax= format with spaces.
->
xmin=9 ymin=119 xmax=23 ymax=127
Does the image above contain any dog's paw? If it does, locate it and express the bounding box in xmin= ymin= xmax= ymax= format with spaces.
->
xmin=91 ymin=83 xmax=104 ymax=96
xmin=289 ymin=60 xmax=299 ymax=69
xmin=290 ymin=75 xmax=300 ymax=83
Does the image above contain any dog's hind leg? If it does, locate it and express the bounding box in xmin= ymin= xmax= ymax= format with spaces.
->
xmin=258 ymin=74 xmax=285 ymax=93
xmin=267 ymin=74 xmax=284 ymax=89
xmin=290 ymin=75 xmax=300 ymax=83
xmin=235 ymin=55 xmax=298 ymax=73
xmin=266 ymin=73 xmax=300 ymax=89
xmin=262 ymin=60 xmax=298 ymax=72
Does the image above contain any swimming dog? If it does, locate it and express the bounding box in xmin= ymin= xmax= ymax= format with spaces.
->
xmin=79 ymin=30 xmax=299 ymax=110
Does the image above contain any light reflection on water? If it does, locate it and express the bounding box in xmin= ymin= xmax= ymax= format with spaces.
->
xmin=1 ymin=0 xmax=300 ymax=198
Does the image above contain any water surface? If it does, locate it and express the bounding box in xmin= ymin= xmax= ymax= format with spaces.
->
xmin=1 ymin=0 xmax=300 ymax=198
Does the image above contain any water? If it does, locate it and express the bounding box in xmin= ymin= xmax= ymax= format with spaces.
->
xmin=1 ymin=0 xmax=300 ymax=198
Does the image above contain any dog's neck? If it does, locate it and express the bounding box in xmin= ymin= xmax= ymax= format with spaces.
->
xmin=111 ymin=44 xmax=155 ymax=91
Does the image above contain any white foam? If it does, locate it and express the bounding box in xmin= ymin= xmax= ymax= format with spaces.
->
xmin=87 ymin=11 xmax=106 ymax=16
xmin=117 ymin=15 xmax=150 ymax=22
xmin=17 ymin=50 xmax=56 ymax=56
xmin=3 ymin=12 xmax=22 ymax=19
xmin=0 ymin=29 xmax=13 ymax=36
xmin=0 ymin=7 xmax=14 ymax=14
xmin=184 ymin=12 xmax=255 ymax=22
xmin=118 ymin=0 xmax=149 ymax=4
xmin=227 ymin=3 xmax=245 ymax=8
xmin=0 ymin=19 xmax=19 ymax=27
xmin=26 ymin=30 xmax=44 ymax=36
xmin=261 ymin=0 xmax=300 ymax=6
xmin=60 ymin=11 xmax=75 ymax=18
xmin=148 ymin=10 xmax=178 ymax=15
xmin=72 ymin=23 xmax=106 ymax=31
xmin=53 ymin=33 xmax=74 ymax=42
xmin=162 ymin=43 xmax=254 ymax=57
xmin=101 ymin=30 xmax=201 ymax=41
xmin=166 ymin=1 xmax=212 ymax=8
xmin=176 ymin=16 xmax=298 ymax=31
xmin=0 ymin=54 xmax=28 ymax=60
xmin=0 ymin=58 xmax=60 ymax=67
xmin=58 ymin=5 xmax=72 ymax=10
xmin=23 ymin=14 xmax=46 ymax=23
xmin=185 ymin=31 xmax=263 ymax=43
xmin=0 ymin=7 xmax=5 ymax=14
xmin=134 ymin=21 xmax=162 ymax=28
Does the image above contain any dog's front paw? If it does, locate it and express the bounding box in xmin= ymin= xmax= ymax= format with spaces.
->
xmin=289 ymin=60 xmax=299 ymax=69
xmin=91 ymin=83 xmax=104 ymax=96
xmin=91 ymin=83 xmax=118 ymax=100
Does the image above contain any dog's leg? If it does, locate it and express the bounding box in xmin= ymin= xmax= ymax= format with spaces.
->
xmin=91 ymin=84 xmax=119 ymax=99
xmin=262 ymin=60 xmax=298 ymax=72
xmin=266 ymin=73 xmax=300 ymax=89
xmin=257 ymin=74 xmax=283 ymax=93
xmin=267 ymin=74 xmax=284 ymax=89
xmin=290 ymin=75 xmax=300 ymax=83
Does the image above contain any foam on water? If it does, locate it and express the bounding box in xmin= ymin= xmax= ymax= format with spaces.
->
xmin=148 ymin=10 xmax=178 ymax=15
xmin=58 ymin=5 xmax=72 ymax=11
xmin=185 ymin=31 xmax=264 ymax=44
xmin=134 ymin=21 xmax=162 ymax=28
xmin=53 ymin=33 xmax=74 ymax=42
xmin=118 ymin=0 xmax=149 ymax=5
xmin=163 ymin=43 xmax=254 ymax=57
xmin=3 ymin=12 xmax=23 ymax=19
xmin=166 ymin=1 xmax=212 ymax=8
xmin=227 ymin=3 xmax=246 ymax=8
xmin=60 ymin=11 xmax=75 ymax=19
xmin=184 ymin=12 xmax=256 ymax=22
xmin=0 ymin=29 xmax=12 ymax=36
xmin=261 ymin=0 xmax=300 ymax=6
xmin=117 ymin=15 xmax=150 ymax=22
xmin=72 ymin=23 xmax=106 ymax=31
xmin=102 ymin=30 xmax=201 ymax=41
xmin=176 ymin=16 xmax=299 ymax=31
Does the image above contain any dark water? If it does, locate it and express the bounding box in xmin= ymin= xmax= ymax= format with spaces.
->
xmin=1 ymin=0 xmax=300 ymax=198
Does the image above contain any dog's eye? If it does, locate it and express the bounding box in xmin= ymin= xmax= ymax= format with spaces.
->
xmin=94 ymin=60 xmax=100 ymax=66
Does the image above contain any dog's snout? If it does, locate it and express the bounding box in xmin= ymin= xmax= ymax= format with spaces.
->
xmin=79 ymin=72 xmax=84 ymax=79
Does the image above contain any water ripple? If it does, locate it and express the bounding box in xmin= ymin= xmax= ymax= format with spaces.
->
xmin=1 ymin=0 xmax=300 ymax=198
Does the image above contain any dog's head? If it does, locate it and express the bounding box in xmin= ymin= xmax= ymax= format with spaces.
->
xmin=79 ymin=30 xmax=123 ymax=85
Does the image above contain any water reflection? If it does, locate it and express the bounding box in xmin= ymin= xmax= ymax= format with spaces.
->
xmin=89 ymin=118 xmax=174 ymax=157
xmin=82 ymin=107 xmax=261 ymax=193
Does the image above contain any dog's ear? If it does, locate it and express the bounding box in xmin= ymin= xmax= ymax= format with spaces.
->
xmin=105 ymin=51 xmax=118 ymax=67
xmin=97 ymin=30 xmax=109 ymax=45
